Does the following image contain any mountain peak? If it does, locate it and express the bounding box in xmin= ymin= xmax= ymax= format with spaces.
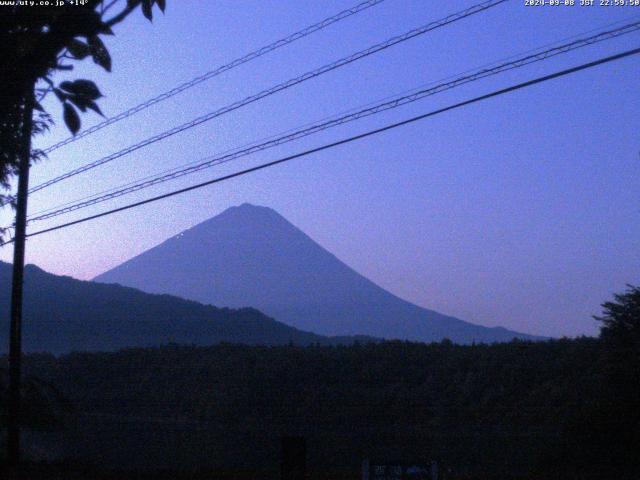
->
xmin=228 ymin=202 xmax=271 ymax=213
xmin=237 ymin=202 xmax=269 ymax=210
xmin=201 ymin=203 xmax=285 ymax=227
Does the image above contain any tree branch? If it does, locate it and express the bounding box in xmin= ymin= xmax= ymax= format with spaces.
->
xmin=105 ymin=3 xmax=138 ymax=28
xmin=102 ymin=0 xmax=122 ymax=16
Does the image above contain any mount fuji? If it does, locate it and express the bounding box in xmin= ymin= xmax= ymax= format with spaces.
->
xmin=95 ymin=203 xmax=539 ymax=344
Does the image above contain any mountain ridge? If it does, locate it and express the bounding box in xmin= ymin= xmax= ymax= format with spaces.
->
xmin=0 ymin=261 xmax=374 ymax=354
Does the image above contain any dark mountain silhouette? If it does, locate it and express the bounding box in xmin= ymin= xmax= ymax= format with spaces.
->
xmin=0 ymin=261 xmax=369 ymax=354
xmin=95 ymin=203 xmax=540 ymax=343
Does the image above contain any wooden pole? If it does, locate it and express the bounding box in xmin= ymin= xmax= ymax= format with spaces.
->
xmin=7 ymin=86 xmax=34 ymax=468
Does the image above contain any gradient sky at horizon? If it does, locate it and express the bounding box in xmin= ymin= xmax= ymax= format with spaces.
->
xmin=1 ymin=0 xmax=638 ymax=338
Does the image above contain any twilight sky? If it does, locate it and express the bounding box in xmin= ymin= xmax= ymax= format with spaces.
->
xmin=1 ymin=0 xmax=638 ymax=338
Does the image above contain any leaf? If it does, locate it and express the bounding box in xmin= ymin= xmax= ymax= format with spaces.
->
xmin=63 ymin=103 xmax=80 ymax=135
xmin=86 ymin=100 xmax=104 ymax=117
xmin=70 ymin=10 xmax=104 ymax=38
xmin=60 ymin=79 xmax=102 ymax=100
xmin=142 ymin=0 xmax=153 ymax=21
xmin=74 ymin=80 xmax=102 ymax=98
xmin=156 ymin=0 xmax=166 ymax=12
xmin=53 ymin=88 xmax=67 ymax=102
xmin=68 ymin=96 xmax=88 ymax=113
xmin=67 ymin=39 xmax=90 ymax=59
xmin=98 ymin=22 xmax=114 ymax=36
xmin=88 ymin=35 xmax=111 ymax=72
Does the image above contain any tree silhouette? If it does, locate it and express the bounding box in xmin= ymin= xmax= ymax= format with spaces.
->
xmin=595 ymin=284 xmax=640 ymax=349
xmin=1 ymin=1 xmax=168 ymax=466
xmin=0 ymin=0 xmax=166 ymax=215
xmin=588 ymin=285 xmax=640 ymax=477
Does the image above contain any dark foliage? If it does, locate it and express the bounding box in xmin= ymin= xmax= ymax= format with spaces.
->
xmin=0 ymin=336 xmax=636 ymax=479
xmin=582 ymin=285 xmax=640 ymax=475
xmin=595 ymin=284 xmax=640 ymax=348
xmin=0 ymin=367 xmax=71 ymax=432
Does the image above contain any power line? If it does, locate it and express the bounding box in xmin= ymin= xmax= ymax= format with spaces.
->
xmin=26 ymin=21 xmax=640 ymax=223
xmin=27 ymin=14 xmax=640 ymax=220
xmin=4 ymin=45 xmax=637 ymax=246
xmin=40 ymin=0 xmax=387 ymax=155
xmin=31 ymin=0 xmax=505 ymax=194
xmin=29 ymin=20 xmax=640 ymax=220
xmin=27 ymin=0 xmax=507 ymax=196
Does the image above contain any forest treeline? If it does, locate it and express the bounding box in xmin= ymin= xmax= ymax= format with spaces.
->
xmin=1 ymin=334 xmax=638 ymax=479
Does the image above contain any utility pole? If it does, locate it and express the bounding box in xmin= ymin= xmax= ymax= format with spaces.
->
xmin=7 ymin=86 xmax=34 ymax=468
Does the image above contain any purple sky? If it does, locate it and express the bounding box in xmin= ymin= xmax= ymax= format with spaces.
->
xmin=1 ymin=0 xmax=639 ymax=338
